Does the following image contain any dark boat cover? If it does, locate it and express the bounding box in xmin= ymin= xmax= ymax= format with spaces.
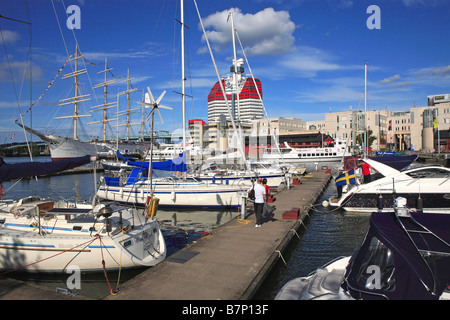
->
xmin=343 ymin=211 xmax=450 ymax=300
xmin=0 ymin=155 xmax=91 ymax=182
xmin=368 ymin=155 xmax=418 ymax=171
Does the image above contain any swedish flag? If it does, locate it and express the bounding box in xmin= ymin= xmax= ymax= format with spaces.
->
xmin=335 ymin=169 xmax=357 ymax=187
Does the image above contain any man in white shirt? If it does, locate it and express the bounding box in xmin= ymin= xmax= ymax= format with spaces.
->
xmin=253 ymin=177 xmax=266 ymax=228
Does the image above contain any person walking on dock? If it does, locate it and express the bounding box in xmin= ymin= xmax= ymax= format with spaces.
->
xmin=262 ymin=178 xmax=271 ymax=202
xmin=253 ymin=177 xmax=266 ymax=228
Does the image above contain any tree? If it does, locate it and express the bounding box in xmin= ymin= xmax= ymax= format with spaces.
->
xmin=356 ymin=129 xmax=377 ymax=148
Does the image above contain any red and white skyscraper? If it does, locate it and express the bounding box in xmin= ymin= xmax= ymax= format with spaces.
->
xmin=207 ymin=59 xmax=263 ymax=124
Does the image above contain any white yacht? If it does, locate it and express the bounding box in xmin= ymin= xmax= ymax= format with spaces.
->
xmin=328 ymin=155 xmax=450 ymax=214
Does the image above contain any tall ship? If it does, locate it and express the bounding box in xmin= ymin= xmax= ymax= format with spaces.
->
xmin=18 ymin=49 xmax=145 ymax=161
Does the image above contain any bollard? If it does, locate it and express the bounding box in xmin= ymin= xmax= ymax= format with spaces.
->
xmin=237 ymin=191 xmax=248 ymax=220
xmin=285 ymin=173 xmax=291 ymax=190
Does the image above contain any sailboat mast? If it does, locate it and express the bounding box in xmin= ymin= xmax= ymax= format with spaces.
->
xmin=73 ymin=48 xmax=79 ymax=140
xmin=230 ymin=12 xmax=238 ymax=123
xmin=364 ymin=62 xmax=367 ymax=158
xmin=102 ymin=58 xmax=108 ymax=141
xmin=181 ymin=0 xmax=187 ymax=156
xmin=57 ymin=46 xmax=91 ymax=140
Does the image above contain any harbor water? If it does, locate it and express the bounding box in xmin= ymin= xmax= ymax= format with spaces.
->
xmin=0 ymin=157 xmax=371 ymax=299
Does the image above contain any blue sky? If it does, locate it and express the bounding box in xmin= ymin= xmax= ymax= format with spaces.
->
xmin=1 ymin=0 xmax=450 ymax=143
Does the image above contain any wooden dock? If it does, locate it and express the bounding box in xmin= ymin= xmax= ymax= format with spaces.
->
xmin=105 ymin=170 xmax=331 ymax=300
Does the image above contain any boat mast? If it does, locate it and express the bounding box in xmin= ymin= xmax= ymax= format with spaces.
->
xmin=89 ymin=58 xmax=118 ymax=141
xmin=181 ymin=0 xmax=187 ymax=158
xmin=230 ymin=12 xmax=240 ymax=124
xmin=116 ymin=69 xmax=139 ymax=141
xmin=56 ymin=46 xmax=91 ymax=140
xmin=178 ymin=0 xmax=188 ymax=180
xmin=364 ymin=62 xmax=367 ymax=158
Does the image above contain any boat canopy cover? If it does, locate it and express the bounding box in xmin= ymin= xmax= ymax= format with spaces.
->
xmin=128 ymin=152 xmax=187 ymax=172
xmin=343 ymin=211 xmax=450 ymax=300
xmin=368 ymin=155 xmax=418 ymax=171
xmin=0 ymin=155 xmax=91 ymax=182
xmin=116 ymin=150 xmax=135 ymax=160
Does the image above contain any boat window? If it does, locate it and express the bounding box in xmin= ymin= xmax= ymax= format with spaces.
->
xmin=72 ymin=226 xmax=82 ymax=231
xmin=355 ymin=237 xmax=396 ymax=292
xmin=406 ymin=168 xmax=450 ymax=179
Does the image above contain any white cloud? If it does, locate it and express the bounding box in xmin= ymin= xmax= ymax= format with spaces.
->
xmin=200 ymin=7 xmax=297 ymax=56
xmin=274 ymin=46 xmax=362 ymax=78
xmin=402 ymin=0 xmax=450 ymax=6
xmin=0 ymin=61 xmax=44 ymax=82
xmin=0 ymin=30 xmax=20 ymax=44
xmin=379 ymin=74 xmax=401 ymax=84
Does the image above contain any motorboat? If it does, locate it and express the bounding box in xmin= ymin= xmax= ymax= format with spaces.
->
xmin=275 ymin=197 xmax=450 ymax=300
xmin=0 ymin=196 xmax=166 ymax=273
xmin=327 ymin=155 xmax=450 ymax=214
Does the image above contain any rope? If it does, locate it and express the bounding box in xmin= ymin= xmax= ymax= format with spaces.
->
xmin=97 ymin=236 xmax=121 ymax=295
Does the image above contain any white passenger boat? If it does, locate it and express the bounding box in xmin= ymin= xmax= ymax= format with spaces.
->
xmin=262 ymin=139 xmax=350 ymax=164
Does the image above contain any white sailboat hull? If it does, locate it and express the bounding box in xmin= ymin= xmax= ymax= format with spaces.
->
xmin=0 ymin=202 xmax=166 ymax=273
xmin=97 ymin=182 xmax=246 ymax=209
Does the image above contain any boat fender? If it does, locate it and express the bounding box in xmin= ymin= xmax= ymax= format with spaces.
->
xmin=416 ymin=196 xmax=423 ymax=212
xmin=171 ymin=190 xmax=176 ymax=201
xmin=377 ymin=194 xmax=383 ymax=212
xmin=145 ymin=196 xmax=160 ymax=219
xmin=322 ymin=200 xmax=329 ymax=207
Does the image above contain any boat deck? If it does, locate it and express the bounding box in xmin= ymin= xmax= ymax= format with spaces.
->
xmin=0 ymin=170 xmax=331 ymax=300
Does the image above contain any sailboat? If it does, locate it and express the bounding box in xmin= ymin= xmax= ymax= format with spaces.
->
xmin=96 ymin=1 xmax=253 ymax=209
xmin=0 ymin=156 xmax=166 ymax=273
xmin=96 ymin=93 xmax=248 ymax=209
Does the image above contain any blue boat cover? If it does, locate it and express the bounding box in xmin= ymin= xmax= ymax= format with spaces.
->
xmin=116 ymin=150 xmax=135 ymax=160
xmin=128 ymin=152 xmax=186 ymax=172
xmin=343 ymin=211 xmax=450 ymax=300
xmin=0 ymin=155 xmax=91 ymax=182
